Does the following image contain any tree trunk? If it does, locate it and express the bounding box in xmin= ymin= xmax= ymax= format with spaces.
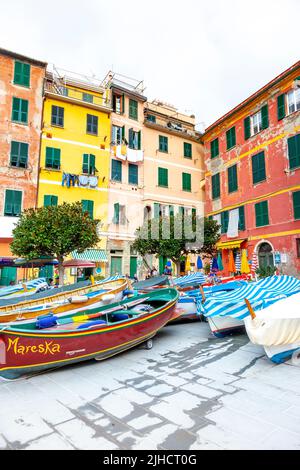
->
xmin=58 ymin=257 xmax=65 ymax=286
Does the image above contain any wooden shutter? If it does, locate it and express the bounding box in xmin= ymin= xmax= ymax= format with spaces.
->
xmin=212 ymin=173 xmax=220 ymax=199
xmin=128 ymin=164 xmax=138 ymax=185
xmin=261 ymin=105 xmax=269 ymax=129
xmin=182 ymin=173 xmax=191 ymax=191
xmin=122 ymin=94 xmax=125 ymax=114
xmin=90 ymin=154 xmax=96 ymax=174
xmin=4 ymin=190 xmax=14 ymax=215
xmin=277 ymin=94 xmax=286 ymax=121
xmin=82 ymin=154 xmax=89 ymax=173
xmin=293 ymin=191 xmax=300 ymax=220
xmin=113 ymin=203 xmax=120 ymax=224
xmin=252 ymin=151 xmax=266 ymax=184
xmin=244 ymin=116 xmax=251 ymax=140
xmin=288 ymin=134 xmax=300 ymax=170
xmin=255 ymin=201 xmax=269 ymax=227
xmin=138 ymin=131 xmax=141 ymax=150
xmin=122 ymin=126 xmax=125 ymax=142
xmin=221 ymin=211 xmax=229 ymax=233
xmin=158 ymin=168 xmax=168 ymax=187
xmin=238 ymin=206 xmax=245 ymax=230
xmin=211 ymin=138 xmax=219 ymax=158
xmin=129 ymin=128 xmax=134 ymax=148
xmin=228 ymin=165 xmax=238 ymax=193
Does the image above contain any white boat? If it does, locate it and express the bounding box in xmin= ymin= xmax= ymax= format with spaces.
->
xmin=207 ymin=316 xmax=245 ymax=337
xmin=244 ymin=292 xmax=300 ymax=364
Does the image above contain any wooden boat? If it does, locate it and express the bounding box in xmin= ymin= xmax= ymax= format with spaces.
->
xmin=169 ymin=294 xmax=199 ymax=322
xmin=0 ymin=278 xmax=128 ymax=323
xmin=244 ymin=293 xmax=300 ymax=364
xmin=0 ymin=287 xmax=179 ymax=379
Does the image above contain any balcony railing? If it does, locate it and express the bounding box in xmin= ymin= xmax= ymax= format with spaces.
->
xmin=44 ymin=81 xmax=112 ymax=110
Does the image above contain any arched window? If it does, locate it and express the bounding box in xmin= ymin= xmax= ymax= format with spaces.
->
xmin=258 ymin=242 xmax=274 ymax=268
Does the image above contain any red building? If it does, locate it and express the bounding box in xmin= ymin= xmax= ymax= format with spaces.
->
xmin=203 ymin=61 xmax=300 ymax=277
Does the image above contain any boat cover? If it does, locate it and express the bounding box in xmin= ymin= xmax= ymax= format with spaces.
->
xmin=173 ymin=273 xmax=206 ymax=287
xmin=0 ymin=278 xmax=48 ymax=298
xmin=256 ymin=275 xmax=300 ymax=296
xmin=133 ymin=276 xmax=169 ymax=290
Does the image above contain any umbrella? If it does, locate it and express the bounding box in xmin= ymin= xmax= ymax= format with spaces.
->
xmin=235 ymin=251 xmax=241 ymax=272
xmin=217 ymin=252 xmax=224 ymax=271
xmin=211 ymin=257 xmax=219 ymax=271
xmin=197 ymin=256 xmax=203 ymax=270
xmin=228 ymin=250 xmax=236 ymax=273
xmin=241 ymin=249 xmax=250 ymax=274
xmin=185 ymin=254 xmax=191 ymax=272
xmin=166 ymin=260 xmax=172 ymax=267
xmin=251 ymin=251 xmax=258 ymax=276
xmin=62 ymin=259 xmax=96 ymax=268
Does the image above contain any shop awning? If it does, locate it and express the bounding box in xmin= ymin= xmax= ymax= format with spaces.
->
xmin=71 ymin=249 xmax=108 ymax=263
xmin=63 ymin=259 xmax=96 ymax=268
xmin=216 ymin=239 xmax=246 ymax=250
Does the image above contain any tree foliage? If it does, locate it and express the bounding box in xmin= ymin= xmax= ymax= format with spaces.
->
xmin=11 ymin=202 xmax=100 ymax=284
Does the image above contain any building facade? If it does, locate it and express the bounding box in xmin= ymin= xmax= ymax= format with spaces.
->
xmin=143 ymin=100 xmax=205 ymax=274
xmin=203 ymin=61 xmax=300 ymax=277
xmin=0 ymin=48 xmax=46 ymax=285
xmin=37 ymin=67 xmax=112 ymax=280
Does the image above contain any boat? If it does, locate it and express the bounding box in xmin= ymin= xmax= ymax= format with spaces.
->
xmin=244 ymin=293 xmax=300 ymax=364
xmin=0 ymin=277 xmax=129 ymax=323
xmin=0 ymin=278 xmax=49 ymax=299
xmin=169 ymin=293 xmax=199 ymax=322
xmin=0 ymin=287 xmax=179 ymax=379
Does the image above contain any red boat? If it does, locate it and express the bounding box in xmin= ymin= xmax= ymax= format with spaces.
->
xmin=0 ymin=288 xmax=179 ymax=380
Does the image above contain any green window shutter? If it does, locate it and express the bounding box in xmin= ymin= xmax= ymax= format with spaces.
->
xmin=159 ymin=135 xmax=168 ymax=152
xmin=12 ymin=97 xmax=28 ymax=123
xmin=184 ymin=142 xmax=192 ymax=158
xmin=82 ymin=200 xmax=93 ymax=219
xmin=255 ymin=201 xmax=269 ymax=227
xmin=138 ymin=130 xmax=141 ymax=150
xmin=228 ymin=164 xmax=238 ymax=193
xmin=221 ymin=211 xmax=229 ymax=234
xmin=128 ymin=163 xmax=138 ymax=185
xmin=122 ymin=94 xmax=125 ymax=114
xmin=226 ymin=127 xmax=236 ymax=150
xmin=212 ymin=173 xmax=220 ymax=199
xmin=113 ymin=203 xmax=120 ymax=224
xmin=169 ymin=205 xmax=174 ymax=216
xmin=14 ymin=61 xmax=30 ymax=87
xmin=277 ymin=94 xmax=286 ymax=121
xmin=128 ymin=128 xmax=134 ymax=148
xmin=82 ymin=154 xmax=89 ymax=173
xmin=238 ymin=206 xmax=245 ymax=230
xmin=10 ymin=141 xmax=28 ymax=168
xmin=51 ymin=106 xmax=64 ymax=127
xmin=210 ymin=138 xmax=219 ymax=159
xmin=45 ymin=147 xmax=61 ymax=169
xmin=252 ymin=151 xmax=266 ymax=184
xmin=158 ymin=167 xmax=168 ymax=187
xmin=153 ymin=203 xmax=160 ymax=218
xmin=288 ymin=134 xmax=300 ymax=170
xmin=244 ymin=116 xmax=251 ymax=140
xmin=147 ymin=114 xmax=156 ymax=123
xmin=182 ymin=172 xmax=191 ymax=191
xmin=129 ymin=99 xmax=138 ymax=120
xmin=44 ymin=195 xmax=58 ymax=207
xmin=208 ymin=215 xmax=213 ymax=221
xmin=111 ymin=159 xmax=122 ymax=181
xmin=5 ymin=190 xmax=22 ymax=216
xmin=122 ymin=126 xmax=125 ymax=141
xmin=293 ymin=191 xmax=300 ymax=220
xmin=89 ymin=154 xmax=96 ymax=174
xmin=261 ymin=105 xmax=269 ymax=130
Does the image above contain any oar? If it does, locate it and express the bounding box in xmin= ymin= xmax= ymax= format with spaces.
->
xmin=244 ymin=298 xmax=256 ymax=319
xmin=200 ymin=285 xmax=206 ymax=304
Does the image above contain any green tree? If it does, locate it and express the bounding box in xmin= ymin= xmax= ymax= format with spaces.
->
xmin=10 ymin=202 xmax=100 ymax=285
xmin=132 ymin=215 xmax=220 ymax=275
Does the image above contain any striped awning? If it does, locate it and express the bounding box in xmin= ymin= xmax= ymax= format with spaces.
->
xmin=216 ymin=239 xmax=246 ymax=250
xmin=71 ymin=249 xmax=108 ymax=263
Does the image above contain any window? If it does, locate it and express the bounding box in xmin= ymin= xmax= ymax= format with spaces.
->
xmin=12 ymin=97 xmax=28 ymax=124
xmin=51 ymin=105 xmax=64 ymax=127
xmin=238 ymin=206 xmax=245 ymax=230
xmin=212 ymin=173 xmax=220 ymax=200
xmin=147 ymin=114 xmax=156 ymax=123
xmin=182 ymin=172 xmax=191 ymax=192
xmin=4 ymin=190 xmax=22 ymax=216
xmin=228 ymin=164 xmax=238 ymax=193
xmin=184 ymin=142 xmax=192 ymax=158
xmin=111 ymin=159 xmax=122 ymax=182
xmin=14 ymin=61 xmax=30 ymax=87
xmin=221 ymin=211 xmax=229 ymax=234
xmin=83 ymin=93 xmax=93 ymax=103
xmin=129 ymin=99 xmax=138 ymax=120
xmin=293 ymin=191 xmax=300 ymax=220
xmin=158 ymin=167 xmax=168 ymax=187
xmin=82 ymin=154 xmax=96 ymax=175
xmin=44 ymin=195 xmax=58 ymax=207
xmin=10 ymin=141 xmax=28 ymax=168
xmin=86 ymin=114 xmax=98 ymax=135
xmin=210 ymin=138 xmax=219 ymax=159
xmin=297 ymin=239 xmax=300 ymax=258
xmin=255 ymin=201 xmax=269 ymax=227
xmin=113 ymin=94 xmax=124 ymax=114
xmin=288 ymin=134 xmax=300 ymax=170
xmin=112 ymin=125 xmax=124 ymax=145
xmin=113 ymin=203 xmax=120 ymax=224
xmin=277 ymin=94 xmax=286 ymax=121
xmin=153 ymin=203 xmax=161 ymax=218
xmin=45 ymin=147 xmax=61 ymax=169
xmin=252 ymin=151 xmax=266 ymax=184
xmin=82 ymin=200 xmax=94 ymax=219
xmin=226 ymin=127 xmax=236 ymax=150
xmin=287 ymin=89 xmax=300 ymax=115
xmin=245 ymin=105 xmax=269 ymax=139
xmin=128 ymin=164 xmax=138 ymax=185
xmin=128 ymin=129 xmax=141 ymax=150
xmin=159 ymin=135 xmax=168 ymax=153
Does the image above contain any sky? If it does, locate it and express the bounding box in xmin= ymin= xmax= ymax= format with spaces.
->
xmin=1 ymin=0 xmax=299 ymax=130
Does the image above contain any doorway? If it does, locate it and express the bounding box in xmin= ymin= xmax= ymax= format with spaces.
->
xmin=258 ymin=242 xmax=274 ymax=268
xmin=110 ymin=256 xmax=122 ymax=276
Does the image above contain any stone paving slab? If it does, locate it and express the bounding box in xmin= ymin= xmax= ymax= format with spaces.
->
xmin=0 ymin=321 xmax=299 ymax=450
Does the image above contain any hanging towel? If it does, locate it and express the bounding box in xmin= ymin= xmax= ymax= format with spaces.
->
xmin=235 ymin=251 xmax=241 ymax=271
xmin=79 ymin=175 xmax=89 ymax=186
xmin=127 ymin=149 xmax=144 ymax=163
xmin=227 ymin=208 xmax=239 ymax=238
xmin=116 ymin=145 xmax=127 ymax=160
xmin=217 ymin=252 xmax=224 ymax=271
xmin=88 ymin=176 xmax=98 ymax=188
xmin=121 ymin=144 xmax=127 ymax=156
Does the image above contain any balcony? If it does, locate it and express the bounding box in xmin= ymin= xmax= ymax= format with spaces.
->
xmin=44 ymin=81 xmax=112 ymax=113
xmin=144 ymin=113 xmax=200 ymax=141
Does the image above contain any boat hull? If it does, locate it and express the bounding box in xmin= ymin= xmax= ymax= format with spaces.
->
xmin=170 ymin=297 xmax=199 ymax=322
xmin=263 ymin=343 xmax=300 ymax=364
xmin=207 ymin=316 xmax=245 ymax=337
xmin=0 ymin=296 xmax=178 ymax=379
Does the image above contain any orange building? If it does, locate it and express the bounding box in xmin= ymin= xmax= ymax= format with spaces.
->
xmin=0 ymin=48 xmax=46 ymax=285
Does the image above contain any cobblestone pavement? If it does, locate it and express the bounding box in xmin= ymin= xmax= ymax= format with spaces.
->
xmin=1 ymin=320 xmax=300 ymax=450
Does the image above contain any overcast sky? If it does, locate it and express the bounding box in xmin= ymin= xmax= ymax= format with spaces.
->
xmin=1 ymin=0 xmax=299 ymax=129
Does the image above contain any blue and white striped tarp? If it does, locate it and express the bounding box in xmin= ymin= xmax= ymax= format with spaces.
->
xmin=173 ymin=272 xmax=206 ymax=287
xmin=0 ymin=277 xmax=48 ymax=298
xmin=96 ymin=275 xmax=124 ymax=284
xmin=256 ymin=275 xmax=300 ymax=296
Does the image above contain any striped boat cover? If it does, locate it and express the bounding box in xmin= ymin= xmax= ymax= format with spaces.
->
xmin=96 ymin=275 xmax=124 ymax=284
xmin=0 ymin=277 xmax=47 ymax=298
xmin=256 ymin=275 xmax=300 ymax=296
xmin=173 ymin=273 xmax=206 ymax=287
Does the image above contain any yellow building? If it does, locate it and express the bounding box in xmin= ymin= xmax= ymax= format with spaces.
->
xmin=38 ymin=67 xmax=112 ymax=281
